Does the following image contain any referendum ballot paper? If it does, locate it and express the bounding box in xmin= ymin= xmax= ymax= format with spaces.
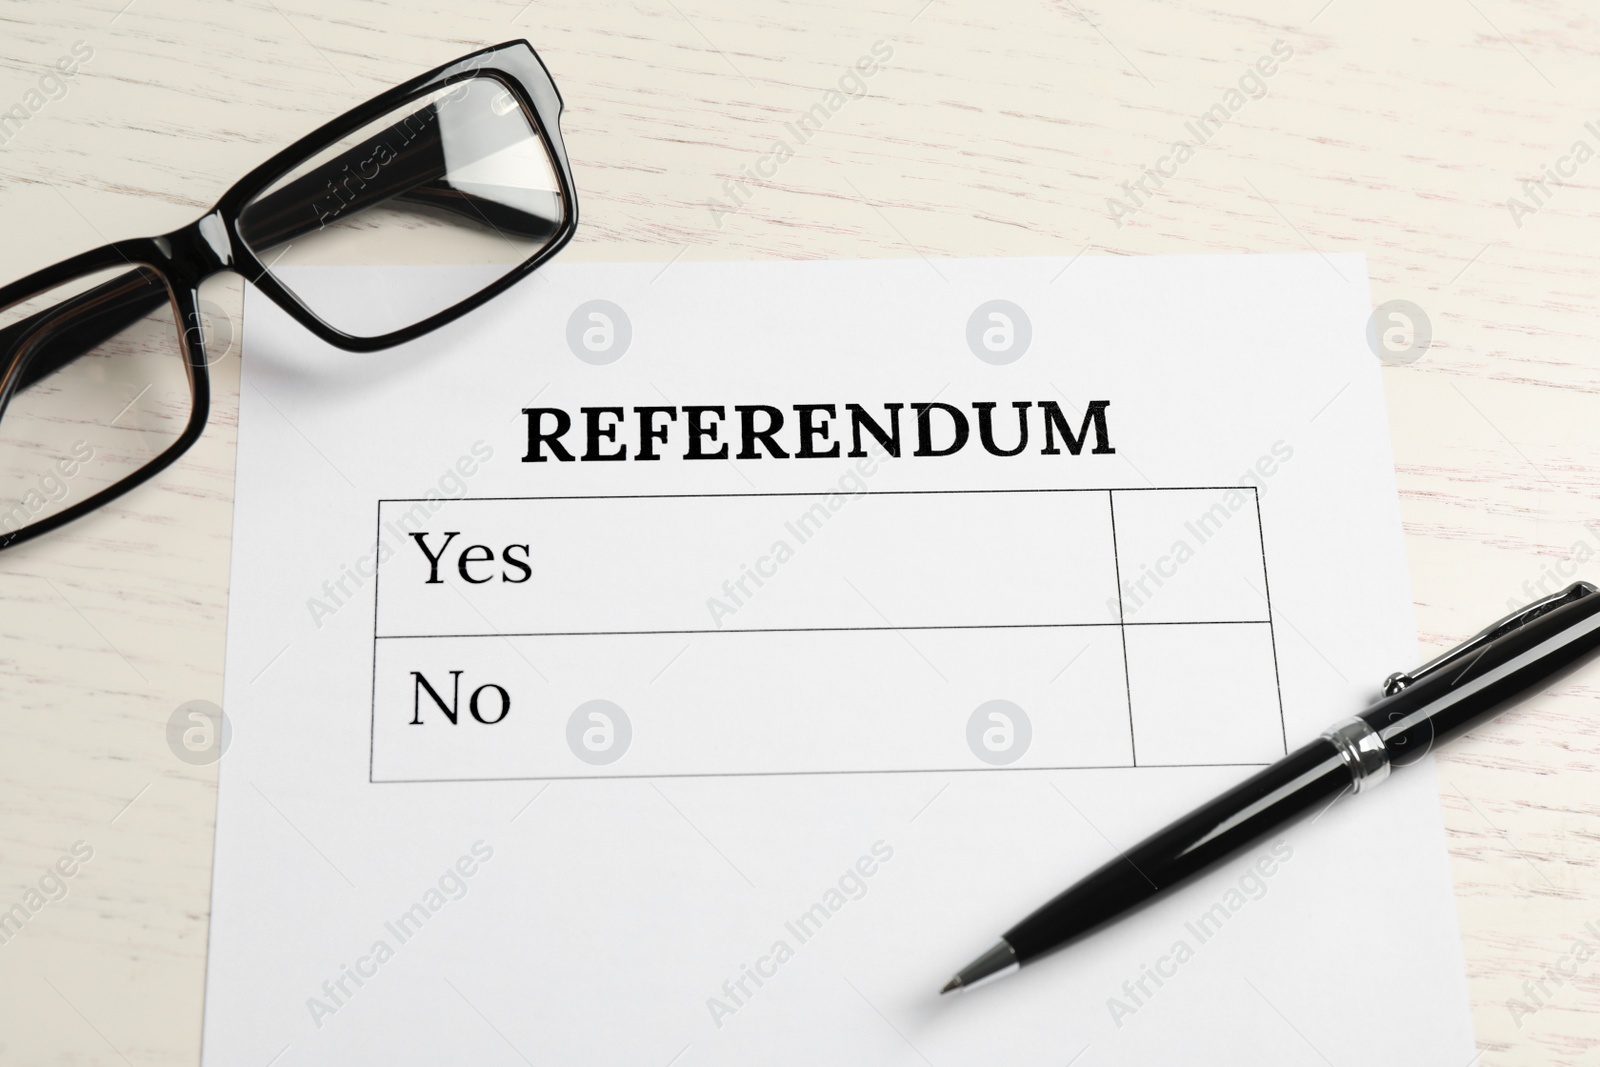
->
xmin=206 ymin=255 xmax=1476 ymax=1064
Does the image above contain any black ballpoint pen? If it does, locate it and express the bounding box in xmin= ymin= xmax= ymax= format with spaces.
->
xmin=941 ymin=580 xmax=1600 ymax=994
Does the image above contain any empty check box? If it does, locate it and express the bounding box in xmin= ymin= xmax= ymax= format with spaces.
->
xmin=1111 ymin=488 xmax=1270 ymax=624
xmin=1123 ymin=623 xmax=1284 ymax=766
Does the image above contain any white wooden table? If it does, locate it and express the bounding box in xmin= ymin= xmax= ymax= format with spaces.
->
xmin=1 ymin=1 xmax=1596 ymax=1062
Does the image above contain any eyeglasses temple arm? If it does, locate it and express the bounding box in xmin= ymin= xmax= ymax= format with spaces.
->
xmin=7 ymin=271 xmax=169 ymax=393
xmin=237 ymin=99 xmax=560 ymax=251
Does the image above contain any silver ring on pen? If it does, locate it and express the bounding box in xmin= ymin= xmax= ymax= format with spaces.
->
xmin=1322 ymin=717 xmax=1391 ymax=793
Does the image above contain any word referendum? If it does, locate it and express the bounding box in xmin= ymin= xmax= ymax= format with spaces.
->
xmin=1504 ymin=121 xmax=1600 ymax=230
xmin=1107 ymin=840 xmax=1292 ymax=1028
xmin=306 ymin=841 xmax=494 ymax=1029
xmin=706 ymin=840 xmax=894 ymax=1029
xmin=710 ymin=39 xmax=895 ymax=228
xmin=1106 ymin=39 xmax=1294 ymax=228
xmin=0 ymin=840 xmax=94 ymax=947
xmin=0 ymin=41 xmax=95 ymax=148
xmin=520 ymin=401 xmax=1114 ymax=463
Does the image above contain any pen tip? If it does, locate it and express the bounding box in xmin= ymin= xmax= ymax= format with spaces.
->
xmin=941 ymin=940 xmax=1019 ymax=996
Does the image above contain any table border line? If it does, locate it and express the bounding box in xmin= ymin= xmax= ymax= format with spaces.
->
xmin=368 ymin=760 xmax=1277 ymax=785
xmin=369 ymin=484 xmax=1285 ymax=782
xmin=375 ymin=619 xmax=1278 ymax=640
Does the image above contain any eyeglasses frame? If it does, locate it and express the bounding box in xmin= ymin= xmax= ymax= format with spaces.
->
xmin=0 ymin=39 xmax=578 ymax=551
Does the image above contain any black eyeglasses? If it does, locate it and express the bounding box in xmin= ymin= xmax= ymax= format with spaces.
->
xmin=0 ymin=40 xmax=578 ymax=551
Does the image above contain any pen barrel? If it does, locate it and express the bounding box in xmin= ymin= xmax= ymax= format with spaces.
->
xmin=1003 ymin=588 xmax=1600 ymax=970
xmin=1356 ymin=588 xmax=1600 ymax=768
xmin=1006 ymin=738 xmax=1351 ymax=964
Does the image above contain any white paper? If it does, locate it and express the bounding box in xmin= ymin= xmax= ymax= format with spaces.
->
xmin=205 ymin=254 xmax=1476 ymax=1065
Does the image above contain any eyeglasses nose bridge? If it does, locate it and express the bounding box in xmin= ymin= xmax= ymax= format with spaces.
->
xmin=155 ymin=211 xmax=234 ymax=287
xmin=148 ymin=213 xmax=239 ymax=368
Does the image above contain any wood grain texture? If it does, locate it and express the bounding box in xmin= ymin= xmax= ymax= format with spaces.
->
xmin=0 ymin=0 xmax=1596 ymax=1062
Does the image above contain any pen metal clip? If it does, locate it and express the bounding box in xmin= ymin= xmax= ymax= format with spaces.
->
xmin=1382 ymin=580 xmax=1598 ymax=697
